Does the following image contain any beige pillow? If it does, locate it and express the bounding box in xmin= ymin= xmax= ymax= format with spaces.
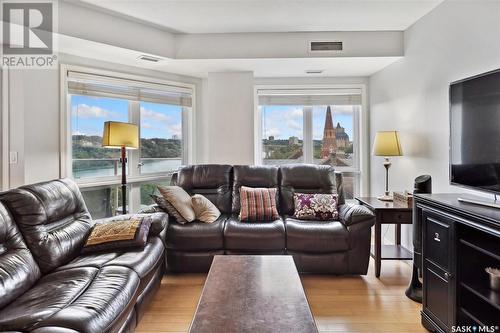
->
xmin=192 ymin=194 xmax=221 ymax=223
xmin=158 ymin=186 xmax=196 ymax=222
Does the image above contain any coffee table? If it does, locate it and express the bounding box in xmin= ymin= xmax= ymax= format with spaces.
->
xmin=189 ymin=255 xmax=318 ymax=333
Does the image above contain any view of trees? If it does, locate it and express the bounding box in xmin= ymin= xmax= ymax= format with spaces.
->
xmin=73 ymin=135 xmax=182 ymax=159
xmin=263 ymin=139 xmax=354 ymax=161
xmin=72 ymin=135 xmax=182 ymax=173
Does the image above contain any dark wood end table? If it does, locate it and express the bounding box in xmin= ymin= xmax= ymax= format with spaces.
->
xmin=355 ymin=197 xmax=413 ymax=278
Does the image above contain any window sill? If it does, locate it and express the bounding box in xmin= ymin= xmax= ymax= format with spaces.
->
xmin=75 ymin=173 xmax=172 ymax=189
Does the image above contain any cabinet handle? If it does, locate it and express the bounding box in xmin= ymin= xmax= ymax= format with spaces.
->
xmin=433 ymin=232 xmax=441 ymax=242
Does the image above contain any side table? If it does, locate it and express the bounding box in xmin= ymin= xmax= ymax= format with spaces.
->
xmin=355 ymin=197 xmax=413 ymax=278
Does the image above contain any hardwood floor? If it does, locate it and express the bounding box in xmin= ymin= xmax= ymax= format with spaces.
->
xmin=136 ymin=259 xmax=426 ymax=333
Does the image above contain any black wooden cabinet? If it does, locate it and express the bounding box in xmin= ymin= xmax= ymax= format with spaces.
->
xmin=415 ymin=194 xmax=500 ymax=332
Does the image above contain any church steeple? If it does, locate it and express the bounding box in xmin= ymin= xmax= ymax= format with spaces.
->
xmin=321 ymin=106 xmax=337 ymax=158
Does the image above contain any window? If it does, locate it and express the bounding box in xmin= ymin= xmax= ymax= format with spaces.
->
xmin=262 ymin=106 xmax=303 ymax=165
xmin=257 ymin=87 xmax=364 ymax=199
xmin=140 ymin=101 xmax=183 ymax=174
xmin=81 ymin=185 xmax=129 ymax=219
xmin=63 ymin=66 xmax=194 ymax=217
xmin=71 ymin=96 xmax=129 ymax=179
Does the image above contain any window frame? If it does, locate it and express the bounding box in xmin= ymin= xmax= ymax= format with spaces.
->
xmin=254 ymin=84 xmax=369 ymax=197
xmin=60 ymin=64 xmax=195 ymax=212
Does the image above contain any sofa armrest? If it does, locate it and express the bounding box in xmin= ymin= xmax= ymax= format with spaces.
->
xmin=94 ymin=212 xmax=168 ymax=237
xmin=338 ymin=203 xmax=375 ymax=227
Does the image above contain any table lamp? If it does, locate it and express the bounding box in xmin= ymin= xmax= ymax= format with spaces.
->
xmin=102 ymin=121 xmax=139 ymax=214
xmin=372 ymin=131 xmax=402 ymax=201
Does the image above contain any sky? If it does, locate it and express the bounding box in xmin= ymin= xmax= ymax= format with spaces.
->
xmin=262 ymin=105 xmax=355 ymax=140
xmin=71 ymin=95 xmax=182 ymax=139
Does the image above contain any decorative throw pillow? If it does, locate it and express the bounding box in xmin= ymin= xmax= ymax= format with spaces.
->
xmin=239 ymin=186 xmax=279 ymax=222
xmin=293 ymin=193 xmax=339 ymax=221
xmin=82 ymin=217 xmax=151 ymax=253
xmin=192 ymin=194 xmax=221 ymax=223
xmin=158 ymin=186 xmax=196 ymax=222
xmin=151 ymin=194 xmax=188 ymax=224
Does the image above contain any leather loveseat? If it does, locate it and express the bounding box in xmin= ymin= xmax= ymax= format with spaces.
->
xmin=0 ymin=178 xmax=168 ymax=333
xmin=163 ymin=164 xmax=375 ymax=274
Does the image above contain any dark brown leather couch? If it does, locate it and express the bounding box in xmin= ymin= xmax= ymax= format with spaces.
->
xmin=164 ymin=164 xmax=375 ymax=274
xmin=0 ymin=178 xmax=168 ymax=333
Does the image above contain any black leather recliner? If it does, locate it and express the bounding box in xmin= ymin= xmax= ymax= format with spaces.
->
xmin=0 ymin=178 xmax=168 ymax=333
xmin=163 ymin=164 xmax=375 ymax=274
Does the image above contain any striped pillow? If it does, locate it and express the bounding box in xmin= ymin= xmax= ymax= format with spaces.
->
xmin=239 ymin=186 xmax=279 ymax=222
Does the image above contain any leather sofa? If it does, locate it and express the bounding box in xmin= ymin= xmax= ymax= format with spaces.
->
xmin=0 ymin=178 xmax=168 ymax=333
xmin=163 ymin=164 xmax=375 ymax=274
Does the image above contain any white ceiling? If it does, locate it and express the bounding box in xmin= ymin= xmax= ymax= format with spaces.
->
xmin=76 ymin=0 xmax=443 ymax=34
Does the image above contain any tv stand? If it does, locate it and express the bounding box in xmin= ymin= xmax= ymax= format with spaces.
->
xmin=414 ymin=193 xmax=500 ymax=332
xmin=457 ymin=197 xmax=500 ymax=210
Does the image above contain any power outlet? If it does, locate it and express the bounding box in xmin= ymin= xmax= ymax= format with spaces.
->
xmin=9 ymin=151 xmax=18 ymax=164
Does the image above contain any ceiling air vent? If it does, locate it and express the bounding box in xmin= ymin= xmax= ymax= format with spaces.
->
xmin=310 ymin=41 xmax=343 ymax=52
xmin=137 ymin=55 xmax=162 ymax=63
xmin=305 ymin=70 xmax=324 ymax=75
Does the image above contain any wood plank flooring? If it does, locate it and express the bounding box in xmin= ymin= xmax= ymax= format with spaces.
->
xmin=136 ymin=259 xmax=426 ymax=333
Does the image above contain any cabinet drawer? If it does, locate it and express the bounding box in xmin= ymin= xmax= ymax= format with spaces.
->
xmin=380 ymin=211 xmax=412 ymax=224
xmin=425 ymin=215 xmax=450 ymax=270
xmin=424 ymin=263 xmax=451 ymax=330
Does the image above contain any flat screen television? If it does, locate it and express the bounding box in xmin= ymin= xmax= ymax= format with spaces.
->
xmin=450 ymin=69 xmax=500 ymax=195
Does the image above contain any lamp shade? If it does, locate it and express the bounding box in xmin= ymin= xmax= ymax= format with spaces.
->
xmin=102 ymin=121 xmax=139 ymax=149
xmin=372 ymin=131 xmax=402 ymax=156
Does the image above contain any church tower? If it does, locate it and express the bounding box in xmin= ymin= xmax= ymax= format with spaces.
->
xmin=321 ymin=106 xmax=337 ymax=158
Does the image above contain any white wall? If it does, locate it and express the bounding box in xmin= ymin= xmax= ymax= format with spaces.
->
xmin=59 ymin=1 xmax=176 ymax=58
xmin=369 ymin=0 xmax=500 ymax=249
xmin=175 ymin=31 xmax=403 ymax=59
xmin=205 ymin=72 xmax=255 ymax=164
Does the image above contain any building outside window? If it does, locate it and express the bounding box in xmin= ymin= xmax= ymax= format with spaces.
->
xmin=258 ymin=87 xmax=365 ymax=199
xmin=63 ymin=66 xmax=194 ymax=217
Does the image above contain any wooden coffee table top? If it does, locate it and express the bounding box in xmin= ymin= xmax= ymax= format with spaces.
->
xmin=189 ymin=255 xmax=318 ymax=333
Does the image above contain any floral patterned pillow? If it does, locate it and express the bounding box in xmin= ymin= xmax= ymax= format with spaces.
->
xmin=293 ymin=193 xmax=339 ymax=221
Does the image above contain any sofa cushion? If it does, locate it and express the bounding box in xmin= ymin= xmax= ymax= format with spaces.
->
xmin=192 ymin=194 xmax=221 ymax=223
xmin=285 ymin=217 xmax=349 ymax=253
xmin=0 ymin=267 xmax=98 ymax=331
xmin=239 ymin=186 xmax=279 ymax=221
xmin=293 ymin=193 xmax=339 ymax=221
xmin=176 ymin=164 xmax=233 ymax=214
xmin=166 ymin=215 xmax=227 ymax=251
xmin=35 ymin=266 xmax=139 ymax=333
xmin=0 ymin=202 xmax=41 ymax=308
xmin=224 ymin=215 xmax=285 ymax=251
xmin=280 ymin=164 xmax=337 ymax=216
xmin=0 ymin=178 xmax=93 ymax=273
xmin=151 ymin=194 xmax=188 ymax=224
xmin=57 ymin=237 xmax=164 ymax=281
xmin=82 ymin=216 xmax=152 ymax=254
xmin=0 ymin=266 xmax=139 ymax=333
xmin=158 ymin=186 xmax=196 ymax=222
xmin=104 ymin=237 xmax=164 ymax=280
xmin=232 ymin=165 xmax=279 ymax=214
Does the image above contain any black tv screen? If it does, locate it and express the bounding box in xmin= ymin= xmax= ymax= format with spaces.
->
xmin=450 ymin=69 xmax=500 ymax=194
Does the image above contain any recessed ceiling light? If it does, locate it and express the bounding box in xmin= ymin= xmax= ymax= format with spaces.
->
xmin=305 ymin=70 xmax=324 ymax=74
xmin=137 ymin=55 xmax=162 ymax=63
